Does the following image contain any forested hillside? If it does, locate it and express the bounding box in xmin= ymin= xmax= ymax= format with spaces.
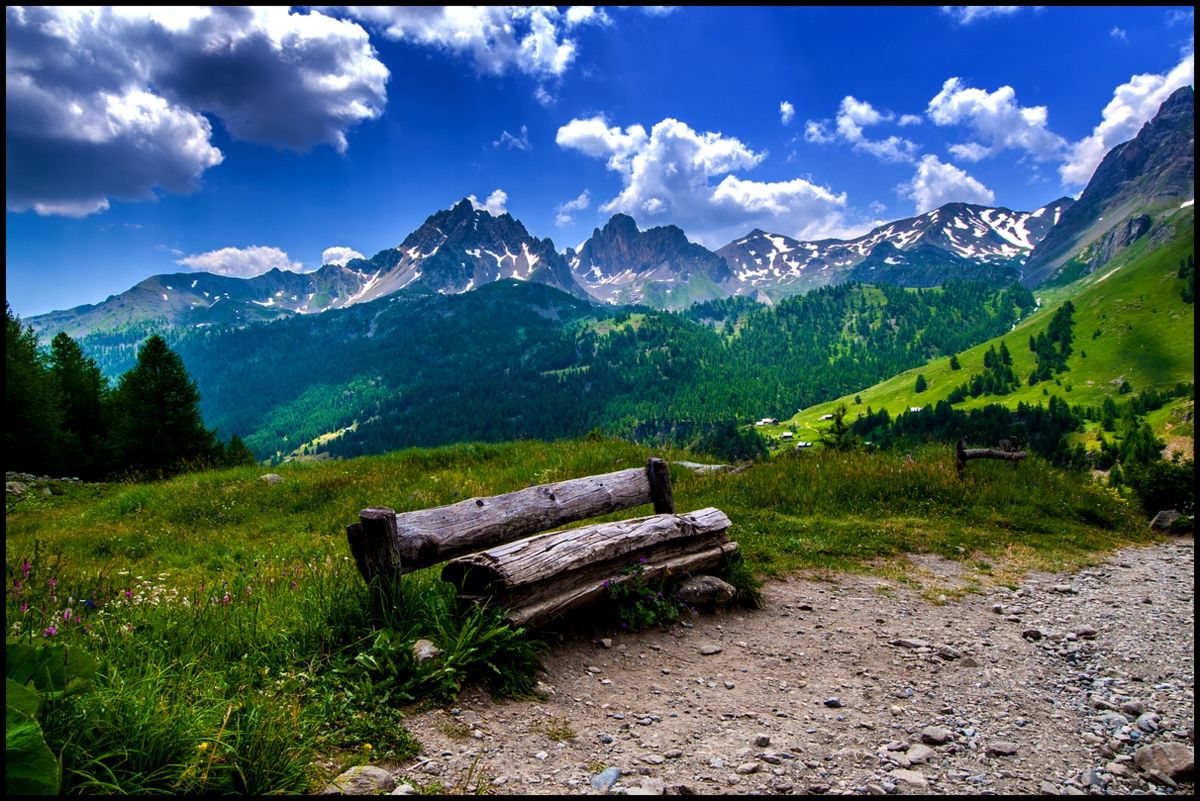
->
xmin=162 ymin=279 xmax=1034 ymax=460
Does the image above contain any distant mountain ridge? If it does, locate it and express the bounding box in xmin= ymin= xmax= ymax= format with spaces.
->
xmin=567 ymin=213 xmax=734 ymax=309
xmin=1023 ymin=85 xmax=1194 ymax=286
xmin=718 ymin=199 xmax=1074 ymax=296
xmin=24 ymin=86 xmax=1192 ymax=339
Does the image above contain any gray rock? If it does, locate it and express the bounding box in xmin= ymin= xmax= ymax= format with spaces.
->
xmin=390 ymin=783 xmax=418 ymax=796
xmin=824 ymin=697 xmax=844 ymax=708
xmin=735 ymin=762 xmax=760 ymax=774
xmin=411 ymin=639 xmax=440 ymax=662
xmin=921 ymin=726 xmax=954 ymax=745
xmin=677 ymin=575 xmax=736 ymax=607
xmin=986 ymin=741 xmax=1018 ymax=756
xmin=1149 ymin=510 xmax=1181 ymax=531
xmin=905 ymin=743 xmax=936 ymax=764
xmin=937 ymin=645 xmax=962 ymax=660
xmin=321 ymin=765 xmax=397 ymax=795
xmin=6 ymin=481 xmax=28 ymax=495
xmin=891 ymin=638 xmax=929 ymax=649
xmin=626 ymin=777 xmax=666 ymax=795
xmin=698 ymin=644 xmax=723 ymax=655
xmin=591 ymin=766 xmax=622 ymax=792
xmin=890 ymin=768 xmax=929 ymax=792
xmin=755 ymin=734 xmax=771 ymax=747
xmin=258 ymin=473 xmax=284 ymax=485
xmin=1052 ymin=584 xmax=1077 ymax=594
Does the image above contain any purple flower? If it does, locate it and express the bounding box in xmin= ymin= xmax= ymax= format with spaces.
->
xmin=21 ymin=560 xmax=31 ymax=578
xmin=602 ymin=580 xmax=611 ymax=589
xmin=63 ymin=608 xmax=73 ymax=622
xmin=48 ymin=577 xmax=58 ymax=588
xmin=42 ymin=625 xmax=58 ymax=638
xmin=124 ymin=588 xmax=133 ymax=600
xmin=20 ymin=602 xmax=28 ymax=614
xmin=638 ymin=556 xmax=648 ymax=564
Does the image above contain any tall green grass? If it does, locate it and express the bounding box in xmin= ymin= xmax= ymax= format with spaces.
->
xmin=6 ymin=437 xmax=1148 ymax=793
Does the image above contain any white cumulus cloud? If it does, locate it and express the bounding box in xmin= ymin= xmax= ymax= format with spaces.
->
xmin=468 ymin=189 xmax=509 ymax=216
xmin=900 ymin=154 xmax=995 ymax=213
xmin=804 ymin=96 xmax=920 ymax=164
xmin=340 ymin=6 xmax=606 ymax=78
xmin=926 ymin=77 xmax=1067 ymax=162
xmin=555 ymin=189 xmax=592 ymax=227
xmin=5 ymin=6 xmax=387 ymax=216
xmin=322 ymin=246 xmax=366 ymax=266
xmin=1059 ymin=49 xmax=1194 ymax=187
xmin=178 ymin=245 xmax=303 ymax=277
xmin=780 ymin=100 xmax=795 ymax=126
xmin=557 ymin=114 xmax=853 ymax=245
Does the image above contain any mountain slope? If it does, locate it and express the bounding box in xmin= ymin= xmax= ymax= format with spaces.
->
xmin=341 ymin=199 xmax=587 ymax=302
xmin=718 ymin=198 xmax=1073 ymax=297
xmin=26 ymin=264 xmax=375 ymax=341
xmin=568 ymin=214 xmax=734 ymax=308
xmin=1023 ymin=85 xmax=1194 ymax=287
xmin=782 ymin=208 xmax=1195 ymax=448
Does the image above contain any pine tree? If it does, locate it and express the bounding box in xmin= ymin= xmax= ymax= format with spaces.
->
xmin=49 ymin=332 xmax=111 ymax=479
xmin=6 ymin=304 xmax=63 ymax=474
xmin=914 ymin=374 xmax=928 ymax=393
xmin=108 ymin=335 xmax=217 ymax=477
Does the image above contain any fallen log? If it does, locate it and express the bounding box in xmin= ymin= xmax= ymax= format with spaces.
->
xmin=441 ymin=507 xmax=731 ymax=596
xmin=499 ymin=542 xmax=739 ymax=628
xmin=955 ymin=438 xmax=1028 ymax=477
xmin=345 ymin=458 xmax=673 ymax=582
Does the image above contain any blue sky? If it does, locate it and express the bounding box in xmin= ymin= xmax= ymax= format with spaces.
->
xmin=5 ymin=5 xmax=1195 ymax=317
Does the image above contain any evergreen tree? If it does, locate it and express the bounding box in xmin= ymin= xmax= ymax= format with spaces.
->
xmin=49 ymin=332 xmax=111 ymax=479
xmin=914 ymin=373 xmax=928 ymax=393
xmin=108 ymin=335 xmax=217 ymax=477
xmin=6 ymin=303 xmax=63 ymax=474
xmin=948 ymin=353 xmax=960 ymax=370
xmin=819 ymin=403 xmax=859 ymax=452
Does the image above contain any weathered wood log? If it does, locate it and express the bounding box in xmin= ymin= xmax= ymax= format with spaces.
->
xmin=441 ymin=508 xmax=731 ymax=595
xmin=345 ymin=459 xmax=674 ymax=581
xmin=955 ymin=438 xmax=1028 ymax=477
xmin=345 ymin=507 xmax=403 ymax=584
xmin=483 ymin=541 xmax=739 ymax=628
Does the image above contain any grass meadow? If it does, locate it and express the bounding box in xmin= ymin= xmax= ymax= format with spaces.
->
xmin=6 ymin=436 xmax=1154 ymax=793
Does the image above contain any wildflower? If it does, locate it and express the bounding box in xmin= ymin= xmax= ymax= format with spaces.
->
xmin=21 ymin=560 xmax=31 ymax=578
xmin=362 ymin=743 xmax=373 ymax=752
xmin=197 ymin=742 xmax=209 ymax=753
xmin=20 ymin=602 xmax=29 ymax=614
xmin=221 ymin=593 xmax=231 ymax=606
xmin=125 ymin=588 xmax=133 ymax=600
xmin=288 ymin=580 xmax=297 ymax=590
xmin=48 ymin=577 xmax=58 ymax=589
xmin=63 ymin=608 xmax=73 ymax=622
xmin=11 ymin=579 xmax=20 ymax=595
xmin=638 ymin=556 xmax=648 ymax=564
xmin=42 ymin=625 xmax=58 ymax=638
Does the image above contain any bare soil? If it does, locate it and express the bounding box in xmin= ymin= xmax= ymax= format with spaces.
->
xmin=388 ymin=536 xmax=1195 ymax=795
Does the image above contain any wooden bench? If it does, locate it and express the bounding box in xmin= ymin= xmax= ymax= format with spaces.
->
xmin=346 ymin=458 xmax=737 ymax=628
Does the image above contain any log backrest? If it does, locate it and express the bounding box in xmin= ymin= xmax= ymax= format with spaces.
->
xmin=346 ymin=457 xmax=674 ymax=583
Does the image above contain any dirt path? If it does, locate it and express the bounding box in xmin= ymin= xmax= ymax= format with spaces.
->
xmin=366 ymin=536 xmax=1194 ymax=795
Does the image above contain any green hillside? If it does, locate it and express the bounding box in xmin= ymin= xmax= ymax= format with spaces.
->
xmin=776 ymin=209 xmax=1195 ymax=451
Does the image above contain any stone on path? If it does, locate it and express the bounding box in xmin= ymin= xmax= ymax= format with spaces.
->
xmin=321 ymin=765 xmax=397 ymax=795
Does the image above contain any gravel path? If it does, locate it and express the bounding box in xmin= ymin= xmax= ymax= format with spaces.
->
xmin=334 ymin=536 xmax=1195 ymax=795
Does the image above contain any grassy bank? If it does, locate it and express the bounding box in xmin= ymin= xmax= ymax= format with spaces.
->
xmin=6 ymin=437 xmax=1151 ymax=793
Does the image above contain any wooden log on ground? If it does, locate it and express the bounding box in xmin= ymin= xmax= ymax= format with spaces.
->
xmin=346 ymin=459 xmax=674 ymax=582
xmin=504 ymin=541 xmax=739 ymax=628
xmin=441 ymin=508 xmax=731 ymax=596
xmin=345 ymin=507 xmax=403 ymax=584
xmin=955 ymin=438 xmax=1028 ymax=477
